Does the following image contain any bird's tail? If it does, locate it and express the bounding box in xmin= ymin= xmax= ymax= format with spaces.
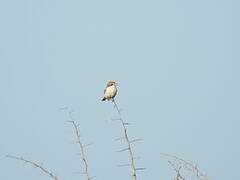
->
xmin=102 ymin=97 xmax=106 ymax=101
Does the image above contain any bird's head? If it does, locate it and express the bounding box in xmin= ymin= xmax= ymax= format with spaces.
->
xmin=106 ymin=81 xmax=118 ymax=87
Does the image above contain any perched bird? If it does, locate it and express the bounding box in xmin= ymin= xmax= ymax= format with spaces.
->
xmin=102 ymin=81 xmax=118 ymax=101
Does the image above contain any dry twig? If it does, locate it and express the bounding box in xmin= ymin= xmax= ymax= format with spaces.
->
xmin=67 ymin=110 xmax=94 ymax=180
xmin=112 ymin=99 xmax=143 ymax=180
xmin=6 ymin=155 xmax=58 ymax=180
xmin=161 ymin=153 xmax=208 ymax=180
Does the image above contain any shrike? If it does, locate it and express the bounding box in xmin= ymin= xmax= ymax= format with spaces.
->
xmin=102 ymin=81 xmax=118 ymax=101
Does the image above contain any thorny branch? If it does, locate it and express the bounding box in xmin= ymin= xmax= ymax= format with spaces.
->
xmin=168 ymin=160 xmax=185 ymax=180
xmin=5 ymin=155 xmax=58 ymax=180
xmin=67 ymin=110 xmax=94 ymax=180
xmin=112 ymin=99 xmax=142 ymax=180
xmin=161 ymin=153 xmax=208 ymax=180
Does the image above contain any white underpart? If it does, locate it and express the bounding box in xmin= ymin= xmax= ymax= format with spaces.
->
xmin=104 ymin=85 xmax=117 ymax=99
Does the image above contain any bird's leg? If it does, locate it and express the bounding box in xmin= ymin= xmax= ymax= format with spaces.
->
xmin=112 ymin=99 xmax=117 ymax=108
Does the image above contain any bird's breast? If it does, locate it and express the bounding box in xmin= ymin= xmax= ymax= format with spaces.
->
xmin=104 ymin=86 xmax=117 ymax=98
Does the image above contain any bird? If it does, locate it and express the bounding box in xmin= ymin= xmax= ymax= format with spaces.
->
xmin=102 ymin=81 xmax=118 ymax=101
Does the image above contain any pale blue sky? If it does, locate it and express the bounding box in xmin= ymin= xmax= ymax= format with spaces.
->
xmin=0 ymin=0 xmax=239 ymax=180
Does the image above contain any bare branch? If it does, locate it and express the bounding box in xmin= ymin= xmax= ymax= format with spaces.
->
xmin=6 ymin=155 xmax=58 ymax=180
xmin=65 ymin=109 xmax=93 ymax=180
xmin=168 ymin=160 xmax=185 ymax=180
xmin=161 ymin=153 xmax=208 ymax=180
xmin=112 ymin=99 xmax=139 ymax=180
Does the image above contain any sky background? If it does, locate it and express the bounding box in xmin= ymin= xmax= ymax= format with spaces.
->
xmin=0 ymin=0 xmax=239 ymax=180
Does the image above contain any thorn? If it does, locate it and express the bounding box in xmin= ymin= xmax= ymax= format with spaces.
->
xmin=133 ymin=156 xmax=141 ymax=160
xmin=66 ymin=130 xmax=75 ymax=134
xmin=59 ymin=106 xmax=68 ymax=111
xmin=74 ymin=171 xmax=87 ymax=174
xmin=89 ymin=176 xmax=96 ymax=179
xmin=114 ymin=137 xmax=125 ymax=141
xmin=118 ymin=163 xmax=131 ymax=167
xmin=111 ymin=118 xmax=121 ymax=121
xmin=83 ymin=143 xmax=93 ymax=148
xmin=67 ymin=120 xmax=74 ymax=123
xmin=135 ymin=168 xmax=146 ymax=171
xmin=130 ymin=138 xmax=143 ymax=143
xmin=71 ymin=140 xmax=80 ymax=144
xmin=117 ymin=148 xmax=129 ymax=152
